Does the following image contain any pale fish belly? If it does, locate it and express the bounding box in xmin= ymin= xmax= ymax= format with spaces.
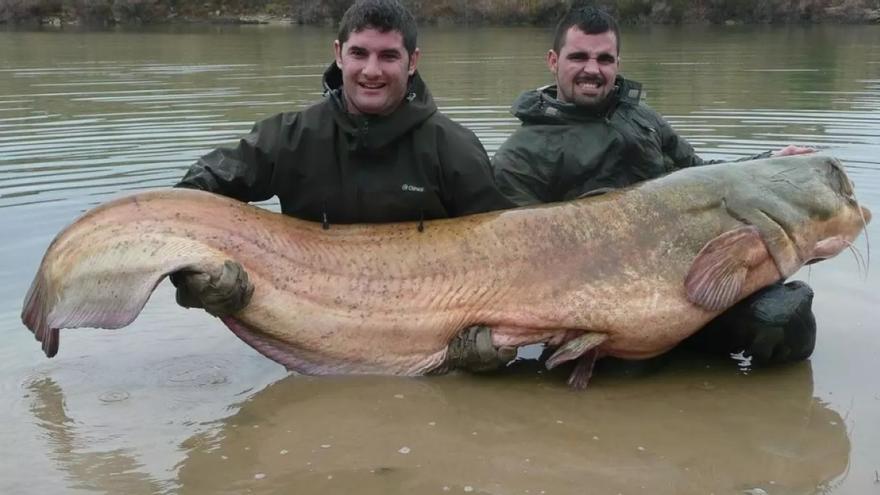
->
xmin=220 ymin=316 xmax=448 ymax=376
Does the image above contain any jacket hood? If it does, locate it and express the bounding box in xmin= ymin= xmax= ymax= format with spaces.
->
xmin=322 ymin=62 xmax=437 ymax=150
xmin=510 ymin=75 xmax=643 ymax=125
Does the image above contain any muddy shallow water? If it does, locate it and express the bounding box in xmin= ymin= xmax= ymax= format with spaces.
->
xmin=1 ymin=25 xmax=878 ymax=494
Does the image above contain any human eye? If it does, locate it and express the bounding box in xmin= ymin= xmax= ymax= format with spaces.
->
xmin=597 ymin=54 xmax=616 ymax=65
xmin=380 ymin=50 xmax=401 ymax=61
xmin=349 ymin=47 xmax=367 ymax=58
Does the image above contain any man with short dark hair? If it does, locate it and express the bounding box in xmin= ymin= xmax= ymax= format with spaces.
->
xmin=173 ymin=0 xmax=516 ymax=372
xmin=493 ymin=6 xmax=817 ymax=365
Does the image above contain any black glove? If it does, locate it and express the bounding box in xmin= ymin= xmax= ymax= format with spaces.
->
xmin=684 ymin=280 xmax=816 ymax=364
xmin=445 ymin=325 xmax=517 ymax=373
xmin=170 ymin=260 xmax=254 ymax=317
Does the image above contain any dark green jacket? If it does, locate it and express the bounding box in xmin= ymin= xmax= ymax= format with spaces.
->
xmin=493 ymin=76 xmax=753 ymax=206
xmin=176 ymin=63 xmax=513 ymax=224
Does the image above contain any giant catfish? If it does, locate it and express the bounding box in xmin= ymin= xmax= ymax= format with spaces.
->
xmin=21 ymin=155 xmax=871 ymax=388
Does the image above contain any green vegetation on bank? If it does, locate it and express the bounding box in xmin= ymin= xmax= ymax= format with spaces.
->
xmin=2 ymin=0 xmax=879 ymax=26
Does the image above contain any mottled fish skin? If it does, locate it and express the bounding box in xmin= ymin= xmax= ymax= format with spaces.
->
xmin=20 ymin=155 xmax=871 ymax=377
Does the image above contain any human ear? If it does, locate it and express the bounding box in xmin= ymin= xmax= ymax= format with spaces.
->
xmin=334 ymin=40 xmax=343 ymax=69
xmin=547 ymin=49 xmax=558 ymax=75
xmin=408 ymin=48 xmax=421 ymax=75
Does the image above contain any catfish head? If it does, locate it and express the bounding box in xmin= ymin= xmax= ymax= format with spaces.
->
xmin=686 ymin=155 xmax=871 ymax=311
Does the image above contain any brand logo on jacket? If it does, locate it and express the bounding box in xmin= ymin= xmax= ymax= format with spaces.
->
xmin=401 ymin=184 xmax=424 ymax=193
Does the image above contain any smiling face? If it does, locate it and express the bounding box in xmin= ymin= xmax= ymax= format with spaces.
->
xmin=334 ymin=27 xmax=419 ymax=116
xmin=548 ymin=27 xmax=619 ymax=108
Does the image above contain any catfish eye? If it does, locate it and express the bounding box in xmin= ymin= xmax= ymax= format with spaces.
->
xmin=838 ymin=171 xmax=854 ymax=198
xmin=839 ymin=175 xmax=860 ymax=207
xmin=826 ymin=158 xmax=855 ymax=199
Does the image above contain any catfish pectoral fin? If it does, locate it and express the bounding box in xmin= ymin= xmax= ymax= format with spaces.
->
xmin=545 ymin=332 xmax=607 ymax=370
xmin=685 ymin=226 xmax=771 ymax=311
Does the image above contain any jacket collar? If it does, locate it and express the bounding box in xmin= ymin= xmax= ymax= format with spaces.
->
xmin=321 ymin=62 xmax=437 ymax=151
xmin=511 ymin=75 xmax=643 ymax=125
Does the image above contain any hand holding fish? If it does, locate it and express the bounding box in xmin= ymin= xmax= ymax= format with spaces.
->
xmin=773 ymin=144 xmax=816 ymax=156
xmin=171 ymin=260 xmax=254 ymax=317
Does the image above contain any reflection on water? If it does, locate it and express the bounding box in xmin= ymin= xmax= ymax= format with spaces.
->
xmin=27 ymin=378 xmax=166 ymax=495
xmin=27 ymin=355 xmax=850 ymax=495
xmin=1 ymin=24 xmax=879 ymax=495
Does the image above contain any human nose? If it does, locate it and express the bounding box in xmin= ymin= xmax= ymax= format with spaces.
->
xmin=579 ymin=57 xmax=600 ymax=73
xmin=362 ymin=55 xmax=381 ymax=77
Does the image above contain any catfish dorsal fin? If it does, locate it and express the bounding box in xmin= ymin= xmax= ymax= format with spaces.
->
xmin=685 ymin=225 xmax=771 ymax=311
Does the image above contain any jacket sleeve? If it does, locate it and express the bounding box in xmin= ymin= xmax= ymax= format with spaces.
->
xmin=491 ymin=129 xmax=554 ymax=207
xmin=438 ymin=124 xmax=517 ymax=216
xmin=175 ymin=113 xmax=291 ymax=203
xmin=655 ymin=111 xmax=774 ymax=168
xmin=654 ymin=112 xmax=719 ymax=170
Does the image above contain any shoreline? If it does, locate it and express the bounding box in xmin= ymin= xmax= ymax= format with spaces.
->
xmin=2 ymin=1 xmax=879 ymax=27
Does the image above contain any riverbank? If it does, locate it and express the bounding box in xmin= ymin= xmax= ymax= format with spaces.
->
xmin=2 ymin=0 xmax=879 ymax=27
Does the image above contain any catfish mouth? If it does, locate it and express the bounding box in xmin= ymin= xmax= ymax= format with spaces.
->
xmin=802 ymin=161 xmax=872 ymax=264
xmin=804 ymin=204 xmax=871 ymax=265
xmin=805 ymin=237 xmax=848 ymax=264
xmin=860 ymin=204 xmax=873 ymax=225
xmin=751 ymin=154 xmax=874 ymax=269
xmin=741 ymin=201 xmax=867 ymax=275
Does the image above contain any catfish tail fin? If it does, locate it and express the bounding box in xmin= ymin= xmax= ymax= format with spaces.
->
xmin=22 ymin=270 xmax=59 ymax=357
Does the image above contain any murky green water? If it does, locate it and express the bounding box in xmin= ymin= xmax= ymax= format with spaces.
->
xmin=1 ymin=24 xmax=878 ymax=494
